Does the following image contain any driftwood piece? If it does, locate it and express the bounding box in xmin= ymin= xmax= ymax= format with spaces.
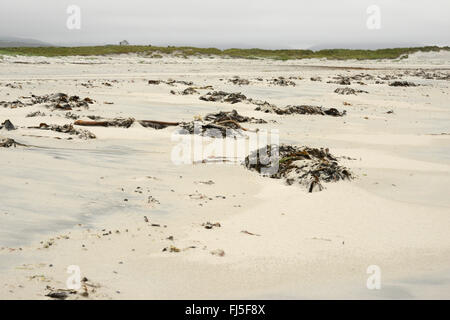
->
xmin=73 ymin=119 xmax=179 ymax=130
xmin=138 ymin=120 xmax=180 ymax=130
xmin=74 ymin=120 xmax=110 ymax=127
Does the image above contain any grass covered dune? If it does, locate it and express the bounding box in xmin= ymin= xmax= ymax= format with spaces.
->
xmin=0 ymin=45 xmax=449 ymax=60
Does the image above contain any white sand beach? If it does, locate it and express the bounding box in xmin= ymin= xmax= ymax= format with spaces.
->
xmin=1 ymin=51 xmax=449 ymax=299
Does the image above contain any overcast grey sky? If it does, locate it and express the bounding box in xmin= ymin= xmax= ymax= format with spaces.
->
xmin=1 ymin=0 xmax=449 ymax=49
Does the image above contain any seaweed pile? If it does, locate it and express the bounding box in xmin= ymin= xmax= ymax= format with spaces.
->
xmin=30 ymin=123 xmax=96 ymax=139
xmin=26 ymin=111 xmax=46 ymax=118
xmin=228 ymin=76 xmax=250 ymax=86
xmin=170 ymin=87 xmax=199 ymax=95
xmin=245 ymin=144 xmax=353 ymax=192
xmin=199 ymin=91 xmax=247 ymax=104
xmin=334 ymin=87 xmax=368 ymax=95
xmin=0 ymin=100 xmax=29 ymax=109
xmin=203 ymin=109 xmax=267 ymax=124
xmin=30 ymin=93 xmax=94 ymax=110
xmin=328 ymin=73 xmax=375 ymax=85
xmin=148 ymin=79 xmax=193 ymax=86
xmin=0 ymin=137 xmax=23 ymax=148
xmin=255 ymin=104 xmax=346 ymax=117
xmin=267 ymin=77 xmax=296 ymax=87
xmin=327 ymin=77 xmax=351 ymax=85
xmin=178 ymin=109 xmax=264 ymax=137
xmin=405 ymin=70 xmax=450 ymax=80
xmin=389 ymin=81 xmax=417 ymax=87
xmin=378 ymin=74 xmax=401 ymax=81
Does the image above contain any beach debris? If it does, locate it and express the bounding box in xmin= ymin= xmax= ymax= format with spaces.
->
xmin=255 ymin=104 xmax=346 ymax=117
xmin=327 ymin=76 xmax=351 ymax=85
xmin=0 ymin=137 xmax=25 ymax=148
xmin=26 ymin=111 xmax=46 ymax=118
xmin=199 ymin=91 xmax=247 ymax=104
xmin=30 ymin=93 xmax=95 ymax=111
xmin=73 ymin=117 xmax=180 ymax=130
xmin=148 ymin=79 xmax=193 ymax=86
xmin=171 ymin=87 xmax=199 ymax=95
xmin=349 ymin=73 xmax=375 ymax=81
xmin=0 ymin=100 xmax=28 ymax=109
xmin=178 ymin=110 xmax=262 ymax=137
xmin=0 ymin=120 xmax=16 ymax=131
xmin=162 ymin=245 xmax=181 ymax=253
xmin=46 ymin=289 xmax=77 ymax=300
xmin=189 ymin=192 xmax=207 ymax=200
xmin=403 ymin=70 xmax=450 ymax=81
xmin=197 ymin=90 xmax=281 ymax=115
xmin=328 ymin=73 xmax=375 ymax=85
xmin=244 ymin=144 xmax=353 ymax=192
xmin=139 ymin=120 xmax=180 ymax=130
xmin=210 ymin=249 xmax=225 ymax=257
xmin=241 ymin=230 xmax=261 ymax=236
xmin=334 ymin=87 xmax=368 ymax=95
xmin=195 ymin=180 xmax=215 ymax=185
xmin=74 ymin=118 xmax=135 ymax=128
xmin=45 ymin=277 xmax=98 ymax=299
xmin=64 ymin=112 xmax=79 ymax=120
xmin=204 ymin=109 xmax=267 ymax=124
xmin=228 ymin=76 xmax=250 ymax=86
xmin=171 ymin=85 xmax=214 ymax=95
xmin=202 ymin=222 xmax=221 ymax=229
xmin=378 ymin=74 xmax=401 ymax=81
xmin=389 ymin=81 xmax=417 ymax=87
xmin=148 ymin=196 xmax=160 ymax=205
xmin=29 ymin=123 xmax=96 ymax=139
xmin=4 ymin=82 xmax=23 ymax=89
xmin=310 ymin=77 xmax=322 ymax=81
xmin=267 ymin=76 xmax=296 ymax=87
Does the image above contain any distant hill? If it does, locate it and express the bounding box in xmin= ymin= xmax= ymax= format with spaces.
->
xmin=0 ymin=36 xmax=53 ymax=48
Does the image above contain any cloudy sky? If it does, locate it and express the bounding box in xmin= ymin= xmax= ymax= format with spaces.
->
xmin=1 ymin=0 xmax=449 ymax=49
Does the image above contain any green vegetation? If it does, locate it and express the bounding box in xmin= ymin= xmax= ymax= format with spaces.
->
xmin=0 ymin=45 xmax=448 ymax=60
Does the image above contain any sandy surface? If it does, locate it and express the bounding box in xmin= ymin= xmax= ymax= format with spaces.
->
xmin=0 ymin=51 xmax=449 ymax=299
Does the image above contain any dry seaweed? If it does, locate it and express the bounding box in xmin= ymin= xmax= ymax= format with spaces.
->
xmin=228 ymin=76 xmax=250 ymax=86
xmin=0 ymin=100 xmax=29 ymax=109
xmin=170 ymin=87 xmax=199 ymax=95
xmin=148 ymin=79 xmax=193 ymax=86
xmin=30 ymin=93 xmax=94 ymax=110
xmin=26 ymin=111 xmax=46 ymax=118
xmin=245 ymin=144 xmax=353 ymax=192
xmin=0 ymin=137 xmax=27 ymax=148
xmin=389 ymin=81 xmax=417 ymax=87
xmin=29 ymin=123 xmax=96 ymax=139
xmin=199 ymin=91 xmax=248 ymax=104
xmin=178 ymin=109 xmax=262 ymax=137
xmin=74 ymin=118 xmax=135 ymax=128
xmin=267 ymin=77 xmax=296 ymax=87
xmin=334 ymin=87 xmax=368 ymax=95
xmin=204 ymin=109 xmax=266 ymax=124
xmin=255 ymin=104 xmax=346 ymax=117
